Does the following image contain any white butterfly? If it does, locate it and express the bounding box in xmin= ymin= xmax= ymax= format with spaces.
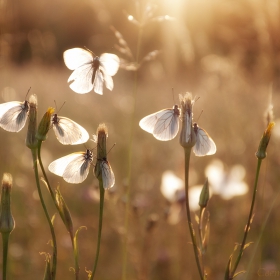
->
xmin=193 ymin=123 xmax=216 ymax=156
xmin=95 ymin=157 xmax=115 ymax=189
xmin=51 ymin=114 xmax=89 ymax=145
xmin=63 ymin=48 xmax=120 ymax=95
xmin=0 ymin=99 xmax=30 ymax=132
xmin=48 ymin=149 xmax=93 ymax=184
xmin=139 ymin=105 xmax=180 ymax=141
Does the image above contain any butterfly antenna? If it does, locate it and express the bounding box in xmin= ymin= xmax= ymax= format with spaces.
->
xmin=54 ymin=100 xmax=66 ymax=113
xmin=195 ymin=110 xmax=204 ymax=122
xmin=107 ymin=143 xmax=116 ymax=155
xmin=25 ymin=87 xmax=31 ymax=99
xmin=83 ymin=46 xmax=94 ymax=55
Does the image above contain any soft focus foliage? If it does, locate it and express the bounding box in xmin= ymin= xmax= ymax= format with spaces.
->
xmin=0 ymin=0 xmax=279 ymax=279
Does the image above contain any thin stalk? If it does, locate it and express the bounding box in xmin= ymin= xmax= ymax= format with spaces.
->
xmin=31 ymin=148 xmax=57 ymax=280
xmin=122 ymin=25 xmax=143 ymax=280
xmin=244 ymin=187 xmax=280 ymax=280
xmin=2 ymin=233 xmax=9 ymax=280
xmin=229 ymin=158 xmax=262 ymax=279
xmin=37 ymin=141 xmax=57 ymax=204
xmin=198 ymin=207 xmax=205 ymax=273
xmin=90 ymin=181 xmax=105 ymax=280
xmin=37 ymin=140 xmax=79 ymax=280
xmin=184 ymin=148 xmax=204 ymax=280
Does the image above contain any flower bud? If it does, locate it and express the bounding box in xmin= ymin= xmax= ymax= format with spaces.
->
xmin=179 ymin=93 xmax=196 ymax=148
xmin=199 ymin=178 xmax=210 ymax=209
xmin=94 ymin=123 xmax=108 ymax=180
xmin=255 ymin=122 xmax=275 ymax=160
xmin=25 ymin=94 xmax=38 ymax=149
xmin=55 ymin=187 xmax=73 ymax=237
xmin=36 ymin=107 xmax=55 ymax=141
xmin=0 ymin=173 xmax=15 ymax=234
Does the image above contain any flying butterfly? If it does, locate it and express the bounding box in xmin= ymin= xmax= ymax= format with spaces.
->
xmin=193 ymin=123 xmax=216 ymax=156
xmin=48 ymin=149 xmax=93 ymax=184
xmin=0 ymin=89 xmax=31 ymax=132
xmin=139 ymin=105 xmax=181 ymax=141
xmin=63 ymin=48 xmax=120 ymax=95
xmin=51 ymin=114 xmax=89 ymax=145
xmin=95 ymin=157 xmax=115 ymax=189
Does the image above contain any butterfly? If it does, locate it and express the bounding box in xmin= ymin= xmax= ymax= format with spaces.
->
xmin=51 ymin=113 xmax=89 ymax=145
xmin=95 ymin=157 xmax=115 ymax=189
xmin=139 ymin=105 xmax=181 ymax=141
xmin=0 ymin=99 xmax=30 ymax=132
xmin=63 ymin=48 xmax=120 ymax=95
xmin=193 ymin=123 xmax=216 ymax=156
xmin=48 ymin=149 xmax=93 ymax=184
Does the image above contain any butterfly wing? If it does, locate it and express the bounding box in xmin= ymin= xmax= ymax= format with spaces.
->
xmin=62 ymin=154 xmax=92 ymax=184
xmin=102 ymin=69 xmax=114 ymax=91
xmin=100 ymin=160 xmax=115 ymax=189
xmin=67 ymin=63 xmax=94 ymax=94
xmin=52 ymin=116 xmax=89 ymax=145
xmin=48 ymin=153 xmax=83 ymax=176
xmin=153 ymin=110 xmax=179 ymax=141
xmin=93 ymin=68 xmax=104 ymax=95
xmin=0 ymin=101 xmax=29 ymax=132
xmin=100 ymin=53 xmax=120 ymax=76
xmin=193 ymin=126 xmax=216 ymax=156
xmin=63 ymin=48 xmax=93 ymax=70
xmin=139 ymin=109 xmax=170 ymax=134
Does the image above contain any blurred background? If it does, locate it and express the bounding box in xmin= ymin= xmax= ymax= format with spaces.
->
xmin=0 ymin=0 xmax=280 ymax=279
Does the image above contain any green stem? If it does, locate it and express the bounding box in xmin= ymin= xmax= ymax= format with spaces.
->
xmin=244 ymin=187 xmax=280 ymax=280
xmin=37 ymin=141 xmax=57 ymax=205
xmin=2 ymin=233 xmax=10 ymax=280
xmin=31 ymin=148 xmax=57 ymax=280
xmin=122 ymin=25 xmax=143 ymax=280
xmin=198 ymin=207 xmax=205 ymax=273
xmin=90 ymin=181 xmax=105 ymax=280
xmin=229 ymin=158 xmax=262 ymax=279
xmin=184 ymin=148 xmax=204 ymax=280
xmin=37 ymin=140 xmax=79 ymax=280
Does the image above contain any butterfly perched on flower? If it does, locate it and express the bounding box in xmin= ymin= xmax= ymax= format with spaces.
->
xmin=193 ymin=123 xmax=216 ymax=156
xmin=48 ymin=149 xmax=93 ymax=184
xmin=139 ymin=105 xmax=180 ymax=141
xmin=51 ymin=113 xmax=89 ymax=145
xmin=63 ymin=48 xmax=120 ymax=95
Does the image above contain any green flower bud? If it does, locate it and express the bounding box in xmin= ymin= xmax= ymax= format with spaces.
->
xmin=199 ymin=178 xmax=210 ymax=209
xmin=179 ymin=93 xmax=196 ymax=149
xmin=25 ymin=94 xmax=38 ymax=149
xmin=0 ymin=173 xmax=15 ymax=234
xmin=94 ymin=123 xmax=108 ymax=181
xmin=56 ymin=188 xmax=73 ymax=237
xmin=36 ymin=107 xmax=55 ymax=141
xmin=256 ymin=122 xmax=275 ymax=160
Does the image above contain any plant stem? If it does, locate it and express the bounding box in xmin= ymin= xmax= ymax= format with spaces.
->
xmin=37 ymin=141 xmax=57 ymax=205
xmin=122 ymin=25 xmax=143 ymax=280
xmin=38 ymin=140 xmax=79 ymax=280
xmin=31 ymin=148 xmax=57 ymax=280
xmin=2 ymin=233 xmax=9 ymax=280
xmin=184 ymin=148 xmax=204 ymax=280
xmin=229 ymin=158 xmax=262 ymax=279
xmin=90 ymin=181 xmax=105 ymax=280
